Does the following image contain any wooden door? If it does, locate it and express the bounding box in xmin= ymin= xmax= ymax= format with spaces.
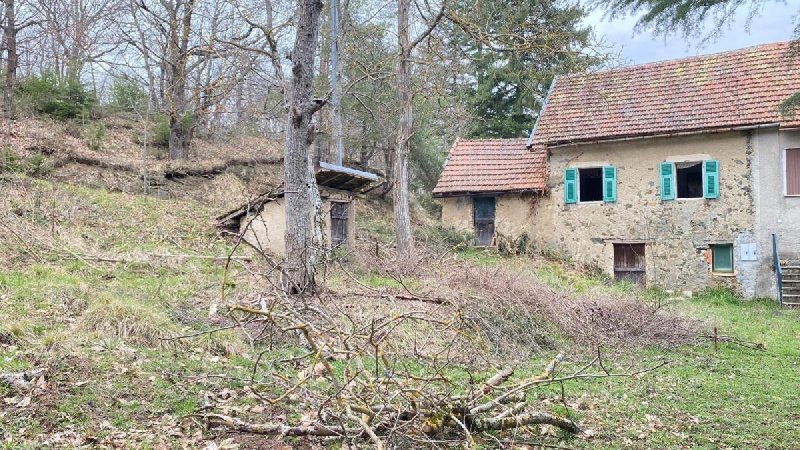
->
xmin=473 ymin=197 xmax=496 ymax=246
xmin=614 ymin=243 xmax=646 ymax=287
xmin=330 ymin=202 xmax=349 ymax=247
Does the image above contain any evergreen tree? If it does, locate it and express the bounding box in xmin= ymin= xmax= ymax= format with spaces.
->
xmin=450 ymin=0 xmax=601 ymax=138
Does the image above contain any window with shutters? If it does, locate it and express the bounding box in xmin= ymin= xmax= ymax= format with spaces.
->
xmin=661 ymin=160 xmax=719 ymax=200
xmin=676 ymin=162 xmax=703 ymax=198
xmin=578 ymin=168 xmax=603 ymax=202
xmin=711 ymin=244 xmax=734 ymax=274
xmin=565 ymin=166 xmax=616 ymax=204
xmin=787 ymin=148 xmax=800 ymax=196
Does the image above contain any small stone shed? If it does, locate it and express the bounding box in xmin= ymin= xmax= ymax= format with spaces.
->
xmin=217 ymin=162 xmax=380 ymax=256
xmin=432 ymin=138 xmax=548 ymax=246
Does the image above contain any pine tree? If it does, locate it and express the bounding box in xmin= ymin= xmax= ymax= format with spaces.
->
xmin=450 ymin=0 xmax=600 ymax=138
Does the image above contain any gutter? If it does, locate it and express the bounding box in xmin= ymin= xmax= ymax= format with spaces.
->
xmin=526 ymin=76 xmax=558 ymax=149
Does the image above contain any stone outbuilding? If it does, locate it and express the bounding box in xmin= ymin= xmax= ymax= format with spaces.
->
xmin=432 ymin=138 xmax=547 ymax=246
xmin=436 ymin=42 xmax=800 ymax=299
xmin=217 ymin=162 xmax=380 ymax=256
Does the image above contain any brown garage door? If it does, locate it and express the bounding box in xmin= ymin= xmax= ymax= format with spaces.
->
xmin=614 ymin=243 xmax=646 ymax=287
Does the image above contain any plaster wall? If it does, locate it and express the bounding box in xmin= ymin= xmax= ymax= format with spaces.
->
xmin=495 ymin=194 xmax=536 ymax=238
xmin=439 ymin=193 xmax=536 ymax=241
xmin=241 ymin=191 xmax=355 ymax=257
xmin=440 ymin=197 xmax=473 ymax=233
xmin=751 ymin=128 xmax=800 ymax=297
xmin=529 ymin=131 xmax=758 ymax=295
xmin=242 ymin=198 xmax=287 ymax=256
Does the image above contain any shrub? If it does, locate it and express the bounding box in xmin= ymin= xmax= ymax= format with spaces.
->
xmin=1 ymin=148 xmax=22 ymax=173
xmin=133 ymin=113 xmax=192 ymax=148
xmin=152 ymin=114 xmax=171 ymax=147
xmin=25 ymin=153 xmax=51 ymax=177
xmin=17 ymin=72 xmax=97 ymax=120
xmin=0 ymin=149 xmax=51 ymax=176
xmin=109 ymin=77 xmax=147 ymax=112
xmin=414 ymin=225 xmax=475 ymax=251
xmin=83 ymin=122 xmax=107 ymax=151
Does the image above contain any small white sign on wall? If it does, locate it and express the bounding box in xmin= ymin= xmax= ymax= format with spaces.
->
xmin=741 ymin=243 xmax=758 ymax=261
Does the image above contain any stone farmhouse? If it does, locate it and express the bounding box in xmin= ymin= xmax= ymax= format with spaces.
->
xmin=434 ymin=42 xmax=800 ymax=299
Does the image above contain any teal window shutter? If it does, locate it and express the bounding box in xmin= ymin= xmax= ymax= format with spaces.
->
xmin=659 ymin=162 xmax=675 ymax=201
xmin=603 ymin=166 xmax=617 ymax=203
xmin=703 ymin=160 xmax=720 ymax=199
xmin=564 ymin=168 xmax=578 ymax=204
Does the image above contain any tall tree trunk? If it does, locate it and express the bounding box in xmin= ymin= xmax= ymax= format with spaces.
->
xmin=283 ymin=0 xmax=324 ymax=293
xmin=165 ymin=0 xmax=194 ymax=160
xmin=393 ymin=0 xmax=415 ymax=258
xmin=3 ymin=0 xmax=17 ymax=120
xmin=329 ymin=0 xmax=344 ymax=165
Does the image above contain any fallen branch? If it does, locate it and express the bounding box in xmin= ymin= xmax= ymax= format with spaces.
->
xmin=390 ymin=293 xmax=450 ymax=305
xmin=471 ymin=410 xmax=580 ymax=433
xmin=204 ymin=413 xmax=357 ymax=436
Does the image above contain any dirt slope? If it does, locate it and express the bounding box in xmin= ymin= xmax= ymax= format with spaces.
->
xmin=2 ymin=116 xmax=284 ymax=209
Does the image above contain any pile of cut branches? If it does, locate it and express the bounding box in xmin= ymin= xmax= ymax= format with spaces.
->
xmin=198 ymin=291 xmax=665 ymax=448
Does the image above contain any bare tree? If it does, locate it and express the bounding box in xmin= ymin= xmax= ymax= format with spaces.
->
xmin=393 ymin=0 xmax=446 ymax=258
xmin=36 ymin=0 xmax=124 ymax=81
xmin=283 ymin=0 xmax=324 ymax=293
xmin=2 ymin=0 xmax=17 ymax=119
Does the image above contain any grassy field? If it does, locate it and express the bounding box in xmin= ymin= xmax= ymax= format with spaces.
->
xmin=2 ymin=175 xmax=799 ymax=449
xmin=517 ymin=275 xmax=800 ymax=449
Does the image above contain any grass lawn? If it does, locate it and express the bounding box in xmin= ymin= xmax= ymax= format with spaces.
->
xmin=3 ymin=177 xmax=800 ymax=448
xmin=511 ymin=288 xmax=800 ymax=449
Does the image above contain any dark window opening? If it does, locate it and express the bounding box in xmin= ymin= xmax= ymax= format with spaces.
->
xmin=579 ymin=168 xmax=603 ymax=202
xmin=676 ymin=162 xmax=703 ymax=198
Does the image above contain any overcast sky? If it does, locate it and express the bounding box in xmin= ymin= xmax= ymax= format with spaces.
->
xmin=585 ymin=2 xmax=798 ymax=65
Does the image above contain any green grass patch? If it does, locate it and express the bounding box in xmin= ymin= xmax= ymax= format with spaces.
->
xmin=454 ymin=247 xmax=505 ymax=265
xmin=356 ymin=272 xmax=423 ymax=290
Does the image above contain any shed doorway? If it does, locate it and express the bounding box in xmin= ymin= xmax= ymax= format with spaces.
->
xmin=473 ymin=197 xmax=496 ymax=246
xmin=330 ymin=202 xmax=349 ymax=248
xmin=614 ymin=243 xmax=646 ymax=287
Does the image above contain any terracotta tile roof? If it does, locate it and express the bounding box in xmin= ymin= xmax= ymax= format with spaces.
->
xmin=532 ymin=42 xmax=800 ymax=146
xmin=433 ymin=138 xmax=547 ymax=196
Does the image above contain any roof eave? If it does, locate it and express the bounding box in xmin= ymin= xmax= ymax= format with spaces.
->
xmin=542 ymin=122 xmax=783 ymax=148
xmin=432 ymin=188 xmax=546 ymax=198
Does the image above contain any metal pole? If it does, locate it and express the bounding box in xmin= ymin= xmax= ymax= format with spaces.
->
xmin=773 ymin=233 xmax=783 ymax=307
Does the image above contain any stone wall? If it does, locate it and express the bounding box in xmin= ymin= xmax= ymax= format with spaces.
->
xmin=528 ymin=131 xmax=758 ymax=295
xmin=752 ymin=128 xmax=800 ymax=297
